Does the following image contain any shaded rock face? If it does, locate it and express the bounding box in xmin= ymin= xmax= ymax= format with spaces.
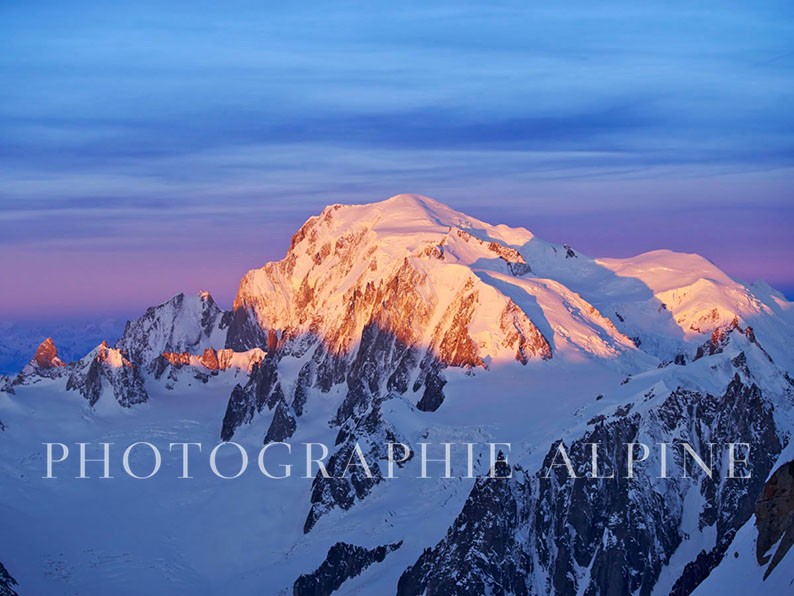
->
xmin=304 ymin=401 xmax=411 ymax=534
xmin=264 ymin=398 xmax=297 ymax=444
xmin=294 ymin=541 xmax=402 ymax=596
xmin=0 ymin=561 xmax=19 ymax=596
xmin=398 ymin=373 xmax=782 ymax=596
xmin=414 ymin=357 xmax=447 ymax=412
xmin=756 ymin=459 xmax=794 ymax=579
xmin=66 ymin=342 xmax=148 ymax=408
xmin=223 ymin=321 xmax=428 ymax=533
xmin=335 ymin=321 xmax=428 ymax=424
xmin=116 ymin=291 xmax=227 ymax=367
xmin=221 ymin=311 xmax=541 ymax=532
xmin=224 ymin=307 xmax=271 ymax=352
xmin=222 ymin=320 xmax=436 ymax=434
xmin=398 ymin=459 xmax=529 ymax=596
xmin=220 ymin=353 xmax=284 ymax=441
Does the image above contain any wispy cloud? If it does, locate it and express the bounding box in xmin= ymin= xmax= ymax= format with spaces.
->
xmin=0 ymin=0 xmax=792 ymax=317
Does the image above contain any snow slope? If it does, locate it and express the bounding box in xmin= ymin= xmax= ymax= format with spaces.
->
xmin=1 ymin=194 xmax=792 ymax=595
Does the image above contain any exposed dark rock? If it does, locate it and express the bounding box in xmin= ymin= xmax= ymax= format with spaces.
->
xmin=294 ymin=541 xmax=402 ymax=596
xmin=0 ymin=561 xmax=19 ymax=596
xmin=292 ymin=363 xmax=311 ymax=417
xmin=117 ymin=291 xmax=226 ymax=367
xmin=507 ymin=261 xmax=532 ymax=276
xmin=398 ymin=458 xmax=529 ymax=596
xmin=221 ymin=384 xmax=251 ymax=442
xmin=694 ymin=318 xmax=741 ymax=360
xmin=220 ymin=353 xmax=283 ymax=441
xmin=755 ymin=458 xmax=794 ymax=579
xmin=65 ymin=342 xmax=148 ymax=407
xmin=416 ymin=365 xmax=447 ymax=412
xmin=399 ymin=370 xmax=782 ymax=596
xmin=386 ymin=347 xmax=418 ymax=395
xmin=413 ymin=352 xmax=447 ymax=412
xmin=264 ymin=398 xmax=297 ymax=444
xmin=223 ymin=306 xmax=270 ymax=352
xmin=304 ymin=402 xmax=411 ymax=533
xmin=334 ymin=321 xmax=417 ymax=425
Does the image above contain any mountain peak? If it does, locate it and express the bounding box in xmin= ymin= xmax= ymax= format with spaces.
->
xmin=368 ymin=192 xmax=448 ymax=212
xmin=14 ymin=336 xmax=66 ymax=382
xmin=300 ymin=194 xmax=534 ymax=259
xmin=316 ymin=193 xmax=471 ymax=235
xmin=117 ymin=290 xmax=227 ymax=367
xmin=229 ymin=195 xmax=637 ymax=367
xmin=31 ymin=337 xmax=64 ymax=370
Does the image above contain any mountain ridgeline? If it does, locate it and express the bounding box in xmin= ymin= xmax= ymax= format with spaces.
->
xmin=3 ymin=194 xmax=794 ymax=595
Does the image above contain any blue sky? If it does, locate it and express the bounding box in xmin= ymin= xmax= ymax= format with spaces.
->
xmin=1 ymin=0 xmax=793 ymax=319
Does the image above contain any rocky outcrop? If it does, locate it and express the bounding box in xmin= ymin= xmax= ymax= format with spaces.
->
xmin=294 ymin=541 xmax=402 ymax=596
xmin=0 ymin=562 xmax=18 ymax=596
xmin=398 ymin=458 xmax=528 ymax=596
xmin=694 ymin=317 xmax=746 ymax=360
xmin=66 ymin=342 xmax=148 ymax=407
xmin=153 ymin=347 xmax=265 ymax=382
xmin=398 ymin=367 xmax=782 ymax=595
xmin=756 ymin=459 xmax=794 ymax=579
xmin=12 ymin=338 xmax=67 ymax=384
xmin=414 ymin=353 xmax=447 ymax=412
xmin=0 ymin=376 xmax=13 ymax=396
xmin=304 ymin=400 xmax=412 ymax=533
xmin=450 ymin=228 xmax=532 ymax=276
xmin=27 ymin=337 xmax=64 ymax=371
xmin=220 ymin=353 xmax=283 ymax=441
xmin=116 ymin=291 xmax=227 ymax=367
xmin=264 ymin=398 xmax=297 ymax=444
xmin=224 ymin=307 xmax=273 ymax=352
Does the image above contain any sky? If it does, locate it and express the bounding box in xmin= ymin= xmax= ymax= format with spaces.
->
xmin=1 ymin=0 xmax=793 ymax=322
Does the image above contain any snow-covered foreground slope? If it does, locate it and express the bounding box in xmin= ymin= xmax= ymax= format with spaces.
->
xmin=1 ymin=194 xmax=793 ymax=595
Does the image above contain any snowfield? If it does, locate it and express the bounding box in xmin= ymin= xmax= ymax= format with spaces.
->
xmin=1 ymin=194 xmax=792 ymax=595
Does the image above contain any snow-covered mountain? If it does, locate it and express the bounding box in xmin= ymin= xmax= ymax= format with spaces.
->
xmin=116 ymin=291 xmax=228 ymax=368
xmin=1 ymin=194 xmax=792 ymax=595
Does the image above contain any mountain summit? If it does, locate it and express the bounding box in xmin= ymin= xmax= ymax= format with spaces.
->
xmin=1 ymin=194 xmax=793 ymax=595
xmin=226 ymin=194 xmax=636 ymax=366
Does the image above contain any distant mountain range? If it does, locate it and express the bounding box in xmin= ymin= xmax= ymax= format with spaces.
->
xmin=1 ymin=194 xmax=793 ymax=595
xmin=0 ymin=318 xmax=126 ymax=375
